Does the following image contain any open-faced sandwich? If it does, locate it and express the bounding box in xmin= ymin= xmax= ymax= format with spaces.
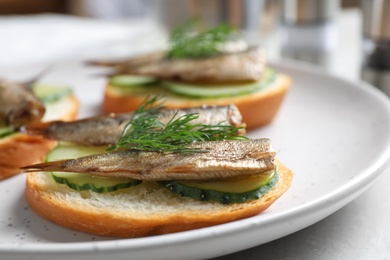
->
xmin=0 ymin=80 xmax=79 ymax=180
xmin=95 ymin=21 xmax=291 ymax=129
xmin=22 ymin=98 xmax=293 ymax=238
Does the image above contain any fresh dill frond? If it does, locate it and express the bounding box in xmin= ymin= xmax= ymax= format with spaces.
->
xmin=108 ymin=97 xmax=247 ymax=153
xmin=166 ymin=18 xmax=237 ymax=59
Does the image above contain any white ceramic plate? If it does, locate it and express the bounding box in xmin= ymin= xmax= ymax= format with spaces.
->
xmin=1 ymin=60 xmax=390 ymax=260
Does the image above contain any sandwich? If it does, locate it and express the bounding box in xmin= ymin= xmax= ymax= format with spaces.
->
xmin=0 ymin=80 xmax=79 ymax=180
xmin=21 ymin=99 xmax=293 ymax=238
xmin=94 ymin=21 xmax=291 ymax=129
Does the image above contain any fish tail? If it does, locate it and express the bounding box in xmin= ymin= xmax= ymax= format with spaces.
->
xmin=20 ymin=160 xmax=67 ymax=173
xmin=20 ymin=121 xmax=55 ymax=136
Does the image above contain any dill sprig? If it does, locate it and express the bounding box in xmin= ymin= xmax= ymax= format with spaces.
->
xmin=166 ymin=18 xmax=236 ymax=59
xmin=108 ymin=97 xmax=247 ymax=153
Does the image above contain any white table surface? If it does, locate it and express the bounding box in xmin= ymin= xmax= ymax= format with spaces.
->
xmin=1 ymin=9 xmax=389 ymax=260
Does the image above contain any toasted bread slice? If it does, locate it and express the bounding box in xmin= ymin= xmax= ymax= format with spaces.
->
xmin=103 ymin=73 xmax=290 ymax=129
xmin=0 ymin=94 xmax=79 ymax=180
xmin=25 ymin=160 xmax=292 ymax=238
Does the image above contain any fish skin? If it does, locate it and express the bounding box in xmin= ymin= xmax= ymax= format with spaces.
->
xmin=21 ymin=139 xmax=275 ymax=181
xmin=23 ymin=105 xmax=245 ymax=146
xmin=0 ymin=80 xmax=45 ymax=128
xmin=87 ymin=51 xmax=165 ymax=74
xmin=126 ymin=47 xmax=266 ymax=83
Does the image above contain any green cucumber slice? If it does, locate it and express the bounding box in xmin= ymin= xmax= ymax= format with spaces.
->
xmin=159 ymin=170 xmax=278 ymax=204
xmin=0 ymin=124 xmax=15 ymax=138
xmin=33 ymin=84 xmax=72 ymax=104
xmin=109 ymin=75 xmax=157 ymax=88
xmin=47 ymin=142 xmax=141 ymax=193
xmin=51 ymin=172 xmax=141 ymax=193
xmin=46 ymin=142 xmax=108 ymax=162
xmin=162 ymin=68 xmax=276 ymax=98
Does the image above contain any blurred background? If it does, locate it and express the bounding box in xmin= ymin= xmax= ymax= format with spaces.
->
xmin=0 ymin=0 xmax=389 ymax=95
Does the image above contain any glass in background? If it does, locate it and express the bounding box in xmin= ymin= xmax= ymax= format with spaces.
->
xmin=280 ymin=0 xmax=340 ymax=67
xmin=361 ymin=0 xmax=390 ymax=95
xmin=69 ymin=0 xmax=272 ymax=60
xmin=152 ymin=0 xmax=266 ymax=46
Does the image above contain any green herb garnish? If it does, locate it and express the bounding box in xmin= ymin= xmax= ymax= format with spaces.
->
xmin=167 ymin=18 xmax=236 ymax=59
xmin=108 ymin=97 xmax=247 ymax=153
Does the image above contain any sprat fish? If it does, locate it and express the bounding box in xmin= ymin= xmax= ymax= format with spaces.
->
xmin=0 ymin=80 xmax=45 ymax=128
xmin=126 ymin=47 xmax=266 ymax=83
xmin=23 ymin=105 xmax=245 ymax=146
xmin=21 ymin=138 xmax=275 ymax=181
xmin=87 ymin=51 xmax=164 ymax=74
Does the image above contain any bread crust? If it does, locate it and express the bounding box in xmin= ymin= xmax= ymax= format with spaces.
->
xmin=103 ymin=74 xmax=291 ymax=129
xmin=58 ymin=95 xmax=80 ymax=121
xmin=0 ymin=134 xmax=57 ymax=180
xmin=0 ymin=94 xmax=79 ymax=180
xmin=25 ymin=160 xmax=293 ymax=237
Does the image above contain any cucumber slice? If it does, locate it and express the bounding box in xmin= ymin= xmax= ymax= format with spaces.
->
xmin=46 ymin=142 xmax=108 ymax=162
xmin=179 ymin=171 xmax=276 ymax=193
xmin=51 ymin=172 xmax=141 ymax=193
xmin=0 ymin=124 xmax=15 ymax=138
xmin=33 ymin=84 xmax=72 ymax=104
xmin=109 ymin=75 xmax=157 ymax=88
xmin=162 ymin=68 xmax=276 ymax=98
xmin=159 ymin=170 xmax=278 ymax=204
xmin=47 ymin=142 xmax=141 ymax=193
